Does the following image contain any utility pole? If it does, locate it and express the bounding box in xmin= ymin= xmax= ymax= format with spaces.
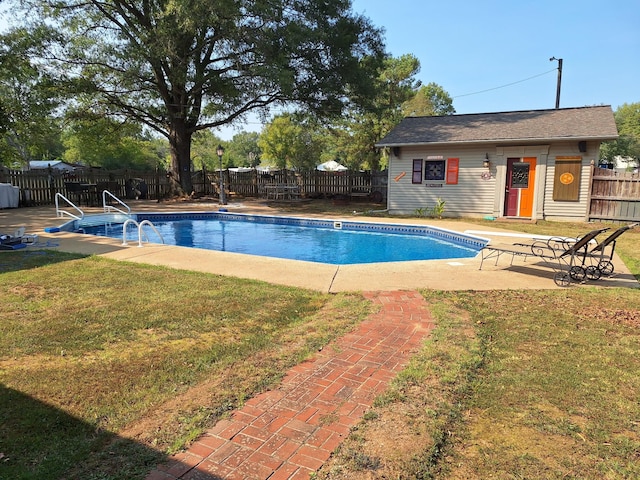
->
xmin=550 ymin=57 xmax=563 ymax=109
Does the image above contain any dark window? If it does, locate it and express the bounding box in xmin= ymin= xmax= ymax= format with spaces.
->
xmin=511 ymin=162 xmax=530 ymax=188
xmin=425 ymin=160 xmax=445 ymax=181
xmin=412 ymin=159 xmax=423 ymax=183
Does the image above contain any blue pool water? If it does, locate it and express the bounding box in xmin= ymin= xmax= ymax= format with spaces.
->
xmin=78 ymin=213 xmax=486 ymax=265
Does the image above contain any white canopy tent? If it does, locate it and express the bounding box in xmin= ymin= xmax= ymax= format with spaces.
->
xmin=316 ymin=160 xmax=348 ymax=172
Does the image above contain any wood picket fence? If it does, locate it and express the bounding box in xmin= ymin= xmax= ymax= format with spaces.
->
xmin=0 ymin=166 xmax=387 ymax=207
xmin=588 ymin=166 xmax=640 ymax=222
xmin=0 ymin=168 xmax=167 ymax=206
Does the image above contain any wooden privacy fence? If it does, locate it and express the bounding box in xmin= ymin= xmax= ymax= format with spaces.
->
xmin=192 ymin=168 xmax=387 ymax=201
xmin=0 ymin=168 xmax=168 ymax=206
xmin=588 ymin=166 xmax=640 ymax=222
xmin=1 ymin=167 xmax=387 ymax=207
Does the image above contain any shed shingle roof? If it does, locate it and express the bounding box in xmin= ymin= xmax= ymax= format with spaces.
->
xmin=376 ymin=106 xmax=618 ymax=147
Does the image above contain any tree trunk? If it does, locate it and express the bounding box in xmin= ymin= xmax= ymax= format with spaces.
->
xmin=168 ymin=119 xmax=193 ymax=195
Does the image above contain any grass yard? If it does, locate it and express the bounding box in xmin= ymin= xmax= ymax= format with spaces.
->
xmin=0 ymin=251 xmax=371 ymax=480
xmin=1 ymin=217 xmax=639 ymax=480
xmin=316 ymin=220 xmax=640 ymax=480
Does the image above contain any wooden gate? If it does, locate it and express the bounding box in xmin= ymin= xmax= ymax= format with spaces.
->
xmin=588 ymin=167 xmax=640 ymax=222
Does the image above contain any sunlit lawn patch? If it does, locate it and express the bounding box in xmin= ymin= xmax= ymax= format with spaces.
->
xmin=0 ymin=253 xmax=371 ymax=480
xmin=449 ymin=289 xmax=640 ymax=479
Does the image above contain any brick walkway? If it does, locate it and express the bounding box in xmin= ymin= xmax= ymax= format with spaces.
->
xmin=146 ymin=290 xmax=435 ymax=480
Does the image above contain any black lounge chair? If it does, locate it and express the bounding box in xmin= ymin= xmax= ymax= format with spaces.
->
xmin=586 ymin=223 xmax=638 ymax=276
xmin=480 ymin=227 xmax=610 ymax=286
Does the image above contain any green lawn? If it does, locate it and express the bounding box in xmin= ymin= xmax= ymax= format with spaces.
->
xmin=316 ymin=220 xmax=640 ymax=480
xmin=0 ymin=252 xmax=371 ymax=479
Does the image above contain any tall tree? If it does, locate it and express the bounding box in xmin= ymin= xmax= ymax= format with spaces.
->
xmin=191 ymin=130 xmax=225 ymax=170
xmin=258 ymin=114 xmax=299 ymax=169
xmin=600 ymin=102 xmax=640 ymax=169
xmin=0 ymin=27 xmax=64 ymax=166
xmin=15 ymin=0 xmax=384 ymax=193
xmin=226 ymin=131 xmax=261 ymax=167
xmin=62 ymin=115 xmax=166 ymax=170
xmin=333 ymin=54 xmax=421 ymax=171
xmin=402 ymin=82 xmax=455 ymax=117
xmin=259 ymin=114 xmax=325 ymax=171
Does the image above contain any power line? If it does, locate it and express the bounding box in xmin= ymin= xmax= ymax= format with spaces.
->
xmin=453 ymin=68 xmax=557 ymax=99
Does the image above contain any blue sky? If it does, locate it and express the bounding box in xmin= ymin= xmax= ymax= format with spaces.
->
xmin=351 ymin=0 xmax=639 ymax=114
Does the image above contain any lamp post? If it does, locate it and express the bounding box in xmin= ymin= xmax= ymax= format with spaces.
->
xmin=216 ymin=144 xmax=226 ymax=205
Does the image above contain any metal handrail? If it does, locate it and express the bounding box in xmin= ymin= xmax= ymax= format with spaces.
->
xmin=54 ymin=193 xmax=84 ymax=220
xmin=122 ymin=219 xmax=164 ymax=247
xmin=137 ymin=220 xmax=164 ymax=247
xmin=102 ymin=190 xmax=131 ymax=215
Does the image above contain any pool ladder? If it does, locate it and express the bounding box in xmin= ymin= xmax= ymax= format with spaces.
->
xmin=122 ymin=219 xmax=165 ymax=247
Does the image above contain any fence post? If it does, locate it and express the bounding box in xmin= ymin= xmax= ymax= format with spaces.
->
xmin=48 ymin=167 xmax=56 ymax=205
xmin=202 ymin=165 xmax=207 ymax=195
xmin=585 ymin=160 xmax=595 ymax=222
xmin=154 ymin=168 xmax=160 ymax=200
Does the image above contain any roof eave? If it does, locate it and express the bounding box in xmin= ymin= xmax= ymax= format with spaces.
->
xmin=375 ymin=134 xmax=619 ymax=148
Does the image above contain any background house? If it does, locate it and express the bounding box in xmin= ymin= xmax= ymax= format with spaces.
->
xmin=28 ymin=160 xmax=78 ymax=172
xmin=376 ymin=106 xmax=618 ymax=221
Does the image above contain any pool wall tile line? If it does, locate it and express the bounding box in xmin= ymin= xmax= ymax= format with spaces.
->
xmin=130 ymin=212 xmax=488 ymax=249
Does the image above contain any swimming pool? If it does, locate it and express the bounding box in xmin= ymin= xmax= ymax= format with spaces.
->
xmin=73 ymin=212 xmax=487 ymax=265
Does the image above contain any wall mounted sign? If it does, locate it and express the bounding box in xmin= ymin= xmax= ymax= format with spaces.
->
xmin=553 ymin=156 xmax=582 ymax=201
xmin=559 ymin=172 xmax=574 ymax=185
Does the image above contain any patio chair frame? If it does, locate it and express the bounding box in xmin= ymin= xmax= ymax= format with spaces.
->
xmin=480 ymin=228 xmax=610 ymax=287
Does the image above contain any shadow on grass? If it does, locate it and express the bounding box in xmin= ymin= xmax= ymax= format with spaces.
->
xmin=0 ymin=250 xmax=88 ymax=274
xmin=0 ymin=384 xmax=168 ymax=480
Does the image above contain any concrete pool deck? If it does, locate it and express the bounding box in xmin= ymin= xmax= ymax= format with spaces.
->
xmin=1 ymin=199 xmax=638 ymax=292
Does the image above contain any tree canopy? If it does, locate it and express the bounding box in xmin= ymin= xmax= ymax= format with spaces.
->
xmin=331 ymin=54 xmax=424 ymax=171
xmin=62 ymin=115 xmax=167 ymax=170
xmin=600 ymin=102 xmax=640 ymax=169
xmin=402 ymin=82 xmax=456 ymax=117
xmin=258 ymin=114 xmax=324 ymax=171
xmin=0 ymin=27 xmax=64 ymax=165
xmin=225 ymin=131 xmax=261 ymax=168
xmin=13 ymin=0 xmax=385 ymax=192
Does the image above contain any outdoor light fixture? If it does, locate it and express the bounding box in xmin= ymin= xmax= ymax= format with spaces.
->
xmin=483 ymin=154 xmax=491 ymax=169
xmin=216 ymin=144 xmax=226 ymax=205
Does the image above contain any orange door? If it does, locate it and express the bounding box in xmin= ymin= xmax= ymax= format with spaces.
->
xmin=504 ymin=157 xmax=536 ymax=217
xmin=519 ymin=157 xmax=536 ymax=217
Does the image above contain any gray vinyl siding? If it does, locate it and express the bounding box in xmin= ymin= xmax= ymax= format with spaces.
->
xmin=388 ymin=142 xmax=595 ymax=219
xmin=388 ymin=145 xmax=496 ymax=217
